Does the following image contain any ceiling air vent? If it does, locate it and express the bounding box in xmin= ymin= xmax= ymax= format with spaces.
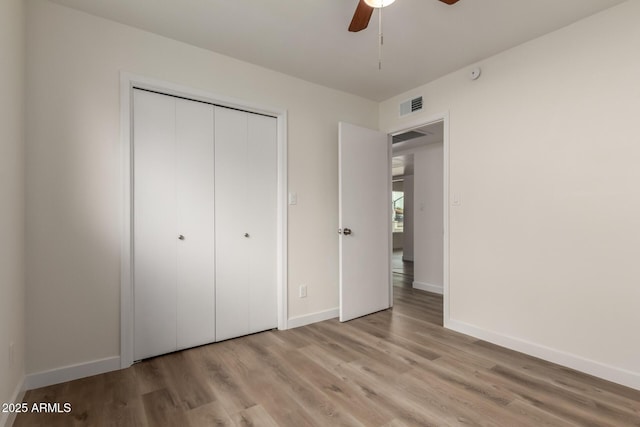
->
xmin=392 ymin=130 xmax=425 ymax=144
xmin=400 ymin=96 xmax=423 ymax=116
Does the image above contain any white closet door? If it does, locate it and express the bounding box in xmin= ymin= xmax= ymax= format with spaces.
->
xmin=215 ymin=107 xmax=250 ymax=341
xmin=246 ymin=114 xmax=278 ymax=333
xmin=134 ymin=90 xmax=216 ymax=360
xmin=175 ymin=99 xmax=216 ymax=350
xmin=133 ymin=90 xmax=178 ymax=360
xmin=215 ymin=107 xmax=278 ymax=341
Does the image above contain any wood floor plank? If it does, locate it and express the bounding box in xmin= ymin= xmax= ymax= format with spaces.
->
xmin=218 ymin=338 xmax=322 ymax=427
xmin=269 ymin=343 xmax=395 ymax=426
xmin=402 ymin=366 xmax=541 ymax=427
xmin=241 ymin=339 xmax=367 ymax=427
xmin=357 ymin=311 xmax=498 ymax=371
xmin=507 ymin=399 xmax=582 ymax=427
xmin=185 ymin=400 xmax=234 ymax=427
xmin=333 ymin=357 xmax=456 ymax=426
xmin=475 ymin=365 xmax=630 ymax=426
xmin=311 ymin=320 xmax=414 ymax=375
xmin=191 ymin=342 xmax=256 ymax=415
xmin=381 ymin=419 xmax=411 ymax=427
xmin=231 ymin=404 xmax=280 ymax=427
xmin=140 ymin=388 xmax=189 ymax=427
xmin=473 ymin=340 xmax=640 ymax=416
xmin=159 ymin=350 xmax=217 ymax=410
xmin=349 ymin=316 xmax=442 ymax=361
xmin=133 ymin=357 xmax=168 ymax=396
xmin=489 ymin=364 xmax=640 ymax=426
xmin=100 ymin=398 xmax=147 ymax=427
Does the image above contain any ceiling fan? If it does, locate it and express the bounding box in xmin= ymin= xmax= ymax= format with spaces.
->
xmin=349 ymin=0 xmax=460 ymax=32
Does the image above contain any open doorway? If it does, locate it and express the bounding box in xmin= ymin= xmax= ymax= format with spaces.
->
xmin=390 ymin=120 xmax=445 ymax=324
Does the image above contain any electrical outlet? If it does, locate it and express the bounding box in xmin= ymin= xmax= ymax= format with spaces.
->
xmin=299 ymin=284 xmax=307 ymax=298
xmin=9 ymin=342 xmax=14 ymax=367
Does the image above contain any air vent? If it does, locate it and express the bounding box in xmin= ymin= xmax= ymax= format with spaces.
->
xmin=400 ymin=96 xmax=423 ymax=116
xmin=392 ymin=130 xmax=425 ymax=144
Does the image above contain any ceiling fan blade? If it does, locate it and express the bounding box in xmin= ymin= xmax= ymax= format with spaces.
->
xmin=439 ymin=0 xmax=460 ymax=4
xmin=349 ymin=0 xmax=374 ymax=32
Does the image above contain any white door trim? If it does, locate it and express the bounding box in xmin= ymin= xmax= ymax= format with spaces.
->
xmin=119 ymin=72 xmax=288 ymax=368
xmin=386 ymin=112 xmax=450 ymax=327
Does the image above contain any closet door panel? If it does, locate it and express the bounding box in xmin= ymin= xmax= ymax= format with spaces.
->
xmin=175 ymin=99 xmax=216 ymax=350
xmin=214 ymin=107 xmax=250 ymax=341
xmin=247 ymin=114 xmax=278 ymax=333
xmin=133 ymin=90 xmax=178 ymax=360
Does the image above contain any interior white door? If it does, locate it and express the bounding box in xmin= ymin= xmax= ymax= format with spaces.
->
xmin=133 ymin=90 xmax=216 ymax=360
xmin=215 ymin=107 xmax=278 ymax=341
xmin=339 ymin=122 xmax=391 ymax=322
xmin=133 ymin=90 xmax=179 ymax=360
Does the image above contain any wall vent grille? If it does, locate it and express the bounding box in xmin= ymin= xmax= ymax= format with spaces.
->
xmin=400 ymin=96 xmax=423 ymax=116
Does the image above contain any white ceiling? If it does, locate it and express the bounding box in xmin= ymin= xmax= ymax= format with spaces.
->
xmin=49 ymin=0 xmax=627 ymax=101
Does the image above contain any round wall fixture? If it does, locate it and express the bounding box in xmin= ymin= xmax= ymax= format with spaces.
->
xmin=470 ymin=67 xmax=482 ymax=80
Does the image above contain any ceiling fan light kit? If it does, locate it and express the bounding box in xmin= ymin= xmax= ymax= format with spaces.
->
xmin=349 ymin=0 xmax=461 ymax=69
xmin=364 ymin=0 xmax=396 ymax=8
xmin=350 ymin=0 xmax=460 ymax=33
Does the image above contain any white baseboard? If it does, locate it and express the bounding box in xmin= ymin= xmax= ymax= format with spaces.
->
xmin=446 ymin=319 xmax=640 ymax=391
xmin=413 ymin=281 xmax=443 ymax=295
xmin=25 ymin=356 xmax=121 ymax=391
xmin=287 ymin=308 xmax=339 ymax=329
xmin=0 ymin=376 xmax=25 ymax=427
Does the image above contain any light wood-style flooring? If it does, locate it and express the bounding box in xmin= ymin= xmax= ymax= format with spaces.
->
xmin=392 ymin=249 xmax=414 ymax=289
xmin=16 ymin=284 xmax=640 ymax=426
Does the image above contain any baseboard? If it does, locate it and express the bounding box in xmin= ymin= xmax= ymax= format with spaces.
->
xmin=287 ymin=308 xmax=339 ymax=329
xmin=0 ymin=376 xmax=25 ymax=427
xmin=413 ymin=281 xmax=443 ymax=295
xmin=25 ymin=356 xmax=121 ymax=391
xmin=446 ymin=319 xmax=640 ymax=391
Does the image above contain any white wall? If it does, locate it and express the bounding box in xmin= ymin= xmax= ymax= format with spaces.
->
xmin=413 ymin=144 xmax=444 ymax=293
xmin=25 ymin=0 xmax=377 ymax=376
xmin=392 ymin=180 xmax=404 ymax=250
xmin=381 ymin=1 xmax=640 ymax=389
xmin=392 ymin=233 xmax=403 ymax=250
xmin=402 ymin=175 xmax=414 ymax=261
xmin=0 ymin=0 xmax=26 ymax=421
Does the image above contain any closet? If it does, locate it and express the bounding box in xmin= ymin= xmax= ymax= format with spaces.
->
xmin=132 ymin=89 xmax=277 ymax=361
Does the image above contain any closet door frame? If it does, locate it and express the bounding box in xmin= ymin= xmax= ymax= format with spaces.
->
xmin=119 ymin=73 xmax=288 ymax=368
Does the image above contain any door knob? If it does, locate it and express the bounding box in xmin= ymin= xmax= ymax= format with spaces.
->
xmin=178 ymin=235 xmax=185 ymax=240
xmin=244 ymin=233 xmax=250 ymax=238
xmin=342 ymin=228 xmax=352 ymax=236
